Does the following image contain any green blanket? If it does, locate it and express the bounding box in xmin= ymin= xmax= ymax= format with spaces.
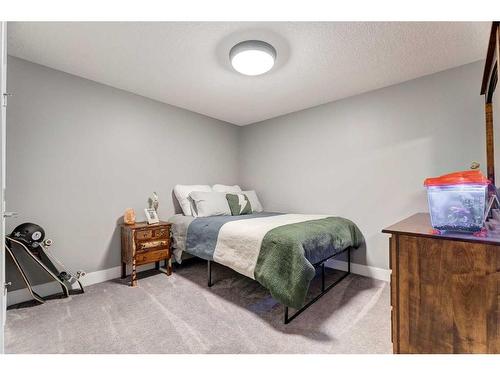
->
xmin=254 ymin=217 xmax=363 ymax=309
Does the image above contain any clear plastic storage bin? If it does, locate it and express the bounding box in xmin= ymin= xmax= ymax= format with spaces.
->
xmin=424 ymin=170 xmax=489 ymax=233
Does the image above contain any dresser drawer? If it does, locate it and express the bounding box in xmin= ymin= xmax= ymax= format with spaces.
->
xmin=137 ymin=239 xmax=170 ymax=252
xmin=135 ymin=227 xmax=170 ymax=241
xmin=135 ymin=249 xmax=169 ymax=265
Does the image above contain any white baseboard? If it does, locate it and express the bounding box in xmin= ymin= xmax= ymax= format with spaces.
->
xmin=7 ymin=263 xmax=156 ymax=306
xmin=8 ymin=259 xmax=390 ymax=306
xmin=325 ymin=259 xmax=391 ymax=282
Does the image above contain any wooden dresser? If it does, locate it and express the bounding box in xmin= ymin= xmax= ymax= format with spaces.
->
xmin=383 ymin=213 xmax=500 ymax=354
xmin=121 ymin=221 xmax=172 ymax=287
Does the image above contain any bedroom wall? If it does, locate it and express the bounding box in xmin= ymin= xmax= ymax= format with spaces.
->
xmin=239 ymin=61 xmax=486 ymax=271
xmin=5 ymin=57 xmax=487 ymax=294
xmin=6 ymin=56 xmax=240 ymax=291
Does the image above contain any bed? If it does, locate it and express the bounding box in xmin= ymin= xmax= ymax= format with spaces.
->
xmin=169 ymin=211 xmax=363 ymax=323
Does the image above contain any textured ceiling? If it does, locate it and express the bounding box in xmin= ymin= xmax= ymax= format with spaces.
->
xmin=7 ymin=22 xmax=490 ymax=125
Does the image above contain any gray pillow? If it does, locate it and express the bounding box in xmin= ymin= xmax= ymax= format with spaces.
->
xmin=189 ymin=191 xmax=231 ymax=217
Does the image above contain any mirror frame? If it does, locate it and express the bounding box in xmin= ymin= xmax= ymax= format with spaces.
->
xmin=481 ymin=21 xmax=500 ymax=185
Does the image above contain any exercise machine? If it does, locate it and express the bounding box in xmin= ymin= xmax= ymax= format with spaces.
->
xmin=5 ymin=222 xmax=85 ymax=305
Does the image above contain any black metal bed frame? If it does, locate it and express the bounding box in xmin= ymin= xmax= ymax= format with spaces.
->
xmin=207 ymin=247 xmax=351 ymax=324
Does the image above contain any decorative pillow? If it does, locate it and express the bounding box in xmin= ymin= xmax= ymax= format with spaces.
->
xmin=226 ymin=193 xmax=252 ymax=215
xmin=173 ymin=184 xmax=212 ymax=216
xmin=242 ymin=190 xmax=263 ymax=213
xmin=189 ymin=191 xmax=231 ymax=217
xmin=212 ymin=184 xmax=242 ymax=193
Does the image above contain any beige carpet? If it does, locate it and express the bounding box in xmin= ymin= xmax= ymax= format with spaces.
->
xmin=5 ymin=259 xmax=392 ymax=354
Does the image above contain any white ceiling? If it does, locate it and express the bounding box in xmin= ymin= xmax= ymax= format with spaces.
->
xmin=8 ymin=22 xmax=490 ymax=125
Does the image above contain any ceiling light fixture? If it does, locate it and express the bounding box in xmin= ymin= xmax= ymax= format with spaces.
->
xmin=229 ymin=40 xmax=276 ymax=76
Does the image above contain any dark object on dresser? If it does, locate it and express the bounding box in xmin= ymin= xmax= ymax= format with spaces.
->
xmin=120 ymin=221 xmax=172 ymax=286
xmin=383 ymin=213 xmax=500 ymax=354
xmin=481 ymin=21 xmax=499 ymax=184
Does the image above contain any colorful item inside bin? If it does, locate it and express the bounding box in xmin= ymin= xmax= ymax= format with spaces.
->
xmin=424 ymin=170 xmax=489 ymax=233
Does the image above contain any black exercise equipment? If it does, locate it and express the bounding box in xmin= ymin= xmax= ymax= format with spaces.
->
xmin=5 ymin=222 xmax=85 ymax=305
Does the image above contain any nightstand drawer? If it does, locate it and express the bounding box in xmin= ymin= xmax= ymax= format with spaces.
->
xmin=137 ymin=239 xmax=170 ymax=251
xmin=135 ymin=227 xmax=170 ymax=241
xmin=136 ymin=249 xmax=169 ymax=265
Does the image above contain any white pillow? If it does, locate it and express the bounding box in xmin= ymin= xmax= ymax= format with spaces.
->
xmin=242 ymin=190 xmax=263 ymax=212
xmin=189 ymin=191 xmax=231 ymax=217
xmin=212 ymin=184 xmax=242 ymax=193
xmin=174 ymin=185 xmax=212 ymax=216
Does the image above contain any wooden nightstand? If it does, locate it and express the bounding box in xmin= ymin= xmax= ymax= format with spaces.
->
xmin=120 ymin=221 xmax=172 ymax=287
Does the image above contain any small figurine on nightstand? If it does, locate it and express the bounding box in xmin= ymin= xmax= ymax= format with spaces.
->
xmin=149 ymin=192 xmax=159 ymax=212
xmin=144 ymin=192 xmax=160 ymax=225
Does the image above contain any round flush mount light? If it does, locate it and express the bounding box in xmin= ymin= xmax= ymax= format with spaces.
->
xmin=229 ymin=40 xmax=277 ymax=76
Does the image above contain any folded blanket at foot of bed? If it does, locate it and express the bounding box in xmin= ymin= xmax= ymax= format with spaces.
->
xmin=169 ymin=213 xmax=363 ymax=309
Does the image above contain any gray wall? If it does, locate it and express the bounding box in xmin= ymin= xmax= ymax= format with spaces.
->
xmin=5 ymin=57 xmax=487 ymax=291
xmin=239 ymin=61 xmax=486 ymax=270
xmin=6 ymin=57 xmax=239 ymax=289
